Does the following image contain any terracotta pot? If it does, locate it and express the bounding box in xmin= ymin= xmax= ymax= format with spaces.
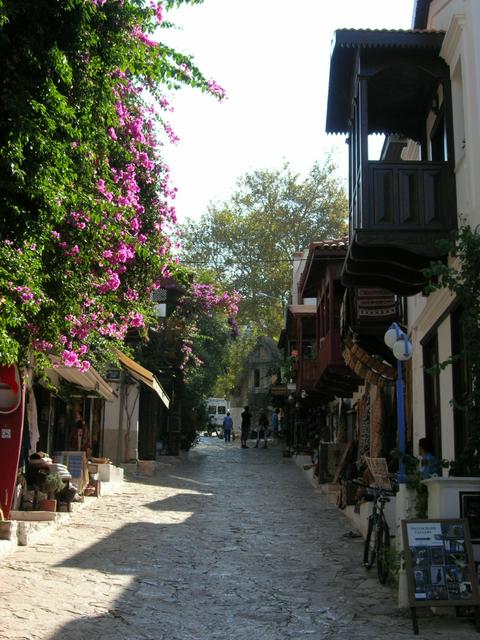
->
xmin=38 ymin=499 xmax=57 ymax=512
xmin=0 ymin=520 xmax=16 ymax=540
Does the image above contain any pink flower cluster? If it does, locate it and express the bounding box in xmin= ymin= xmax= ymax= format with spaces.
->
xmin=10 ymin=284 xmax=42 ymax=305
xmin=191 ymin=284 xmax=240 ymax=316
xmin=149 ymin=1 xmax=164 ymax=25
xmin=207 ymin=79 xmax=227 ymax=100
xmin=61 ymin=349 xmax=91 ymax=372
xmin=38 ymin=63 xmax=183 ymax=369
xmin=179 ymin=341 xmax=203 ymax=371
xmin=131 ymin=25 xmax=158 ymax=48
xmin=26 ymin=4 xmax=230 ymax=373
xmin=32 ymin=339 xmax=54 ymax=352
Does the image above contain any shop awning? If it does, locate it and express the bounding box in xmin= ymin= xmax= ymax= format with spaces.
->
xmin=114 ymin=349 xmax=170 ymax=409
xmin=48 ymin=358 xmax=116 ymax=401
xmin=287 ymin=304 xmax=316 ymax=316
xmin=342 ymin=337 xmax=396 ymax=388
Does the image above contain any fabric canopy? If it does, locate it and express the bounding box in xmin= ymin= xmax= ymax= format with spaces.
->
xmin=114 ymin=349 xmax=170 ymax=409
xmin=48 ymin=358 xmax=115 ymax=401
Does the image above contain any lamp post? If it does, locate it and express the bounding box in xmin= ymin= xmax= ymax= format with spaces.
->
xmin=384 ymin=322 xmax=414 ymax=483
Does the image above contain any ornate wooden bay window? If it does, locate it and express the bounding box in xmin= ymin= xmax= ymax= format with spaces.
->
xmin=326 ymin=29 xmax=457 ymax=295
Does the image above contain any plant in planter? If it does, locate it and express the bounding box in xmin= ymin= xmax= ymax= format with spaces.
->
xmin=37 ymin=474 xmax=65 ymax=511
xmin=43 ymin=474 xmax=65 ymax=499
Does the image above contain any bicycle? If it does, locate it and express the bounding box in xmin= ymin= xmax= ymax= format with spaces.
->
xmin=354 ymin=479 xmax=396 ymax=584
xmin=205 ymin=418 xmax=224 ymax=440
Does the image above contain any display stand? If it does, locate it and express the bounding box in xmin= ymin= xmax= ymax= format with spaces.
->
xmin=402 ymin=518 xmax=480 ymax=634
xmin=365 ymin=456 xmax=393 ymax=491
xmin=53 ymin=451 xmax=88 ymax=493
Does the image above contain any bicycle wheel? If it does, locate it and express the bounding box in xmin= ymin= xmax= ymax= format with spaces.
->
xmin=363 ymin=515 xmax=377 ymax=569
xmin=376 ymin=522 xmax=391 ymax=584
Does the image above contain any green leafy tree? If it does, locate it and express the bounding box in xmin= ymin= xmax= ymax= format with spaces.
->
xmin=214 ymin=329 xmax=258 ymax=398
xmin=137 ymin=278 xmax=238 ymax=448
xmin=0 ymin=0 xmax=226 ymax=371
xmin=179 ymin=158 xmax=348 ymax=338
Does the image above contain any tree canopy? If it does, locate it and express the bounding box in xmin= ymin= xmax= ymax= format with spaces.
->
xmin=0 ymin=0 xmax=230 ymax=374
xmin=179 ymin=158 xmax=348 ymax=338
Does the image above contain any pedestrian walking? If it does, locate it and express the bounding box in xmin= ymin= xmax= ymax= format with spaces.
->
xmin=271 ymin=408 xmax=280 ymax=440
xmin=255 ymin=411 xmax=269 ymax=448
xmin=223 ymin=411 xmax=233 ymax=443
xmin=240 ymin=405 xmax=252 ymax=448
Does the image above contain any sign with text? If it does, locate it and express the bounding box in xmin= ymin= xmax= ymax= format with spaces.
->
xmin=53 ymin=451 xmax=88 ymax=492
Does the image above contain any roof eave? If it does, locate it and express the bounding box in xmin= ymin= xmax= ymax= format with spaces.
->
xmin=325 ymin=28 xmax=445 ymax=135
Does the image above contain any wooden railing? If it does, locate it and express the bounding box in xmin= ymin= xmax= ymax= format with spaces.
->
xmin=352 ymin=161 xmax=456 ymax=231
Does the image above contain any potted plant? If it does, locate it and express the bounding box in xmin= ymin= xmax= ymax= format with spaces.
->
xmin=38 ymin=473 xmax=65 ymax=512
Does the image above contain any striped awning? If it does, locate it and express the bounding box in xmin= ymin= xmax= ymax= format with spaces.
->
xmin=342 ymin=337 xmax=396 ymax=387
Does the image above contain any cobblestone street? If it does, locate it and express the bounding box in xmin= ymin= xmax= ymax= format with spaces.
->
xmin=0 ymin=438 xmax=476 ymax=640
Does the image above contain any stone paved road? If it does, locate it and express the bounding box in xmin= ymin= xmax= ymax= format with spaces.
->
xmin=0 ymin=438 xmax=476 ymax=640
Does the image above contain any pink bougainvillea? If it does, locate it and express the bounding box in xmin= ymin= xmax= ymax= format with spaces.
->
xmin=0 ymin=0 xmax=233 ymax=371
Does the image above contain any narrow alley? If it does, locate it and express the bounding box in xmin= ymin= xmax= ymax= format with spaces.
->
xmin=0 ymin=440 xmax=475 ymax=640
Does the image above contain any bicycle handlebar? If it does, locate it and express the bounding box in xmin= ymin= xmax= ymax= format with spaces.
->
xmin=350 ymin=478 xmax=397 ymax=497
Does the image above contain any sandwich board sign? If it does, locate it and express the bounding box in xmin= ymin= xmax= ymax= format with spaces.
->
xmin=402 ymin=518 xmax=479 ymax=634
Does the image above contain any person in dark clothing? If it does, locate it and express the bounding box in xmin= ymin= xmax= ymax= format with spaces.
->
xmin=418 ymin=437 xmax=441 ymax=478
xmin=70 ymin=411 xmax=91 ymax=453
xmin=271 ymin=408 xmax=280 ymax=440
xmin=240 ymin=406 xmax=252 ymax=448
xmin=255 ymin=411 xmax=269 ymax=448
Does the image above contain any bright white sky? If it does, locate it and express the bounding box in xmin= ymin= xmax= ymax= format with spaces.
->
xmin=161 ymin=0 xmax=414 ymax=222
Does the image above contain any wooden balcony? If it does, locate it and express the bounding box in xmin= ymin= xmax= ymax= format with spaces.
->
xmin=298 ymin=357 xmax=321 ymax=389
xmin=343 ymin=160 xmax=456 ymax=295
xmin=363 ymin=161 xmax=454 ymax=230
xmin=298 ymin=328 xmax=361 ymax=400
xmin=326 ymin=29 xmax=457 ymax=295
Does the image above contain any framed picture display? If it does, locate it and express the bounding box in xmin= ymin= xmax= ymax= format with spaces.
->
xmin=402 ymin=519 xmax=480 ymax=634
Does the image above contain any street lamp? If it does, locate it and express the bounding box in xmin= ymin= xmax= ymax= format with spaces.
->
xmin=384 ymin=322 xmax=414 ymax=483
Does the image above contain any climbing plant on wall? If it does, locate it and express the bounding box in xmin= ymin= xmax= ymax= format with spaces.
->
xmin=0 ymin=0 xmax=226 ymax=372
xmin=423 ymin=225 xmax=480 ymax=476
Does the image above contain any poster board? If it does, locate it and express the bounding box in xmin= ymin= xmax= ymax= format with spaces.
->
xmin=53 ymin=451 xmax=88 ymax=492
xmin=402 ymin=519 xmax=479 ymax=606
xmin=364 ymin=456 xmax=392 ymax=492
xmin=402 ymin=519 xmax=480 ymax=634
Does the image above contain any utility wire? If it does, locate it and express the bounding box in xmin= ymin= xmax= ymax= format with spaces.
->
xmin=181 ymin=257 xmax=310 ymax=265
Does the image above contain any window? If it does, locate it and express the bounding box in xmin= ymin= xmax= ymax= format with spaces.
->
xmin=423 ymin=334 xmax=442 ymax=459
xmin=151 ymin=288 xmax=167 ymax=318
xmin=254 ymin=369 xmax=260 ymax=388
xmin=302 ymin=341 xmax=314 ymax=360
xmin=217 ymin=405 xmax=226 ymax=415
xmin=207 ymin=405 xmax=216 ymax=415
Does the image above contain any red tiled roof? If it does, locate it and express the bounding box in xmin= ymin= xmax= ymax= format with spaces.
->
xmin=308 ymin=236 xmax=349 ymax=252
xmin=297 ymin=237 xmax=348 ymax=295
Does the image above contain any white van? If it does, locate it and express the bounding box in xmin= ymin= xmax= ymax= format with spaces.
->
xmin=206 ymin=398 xmax=229 ymax=428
